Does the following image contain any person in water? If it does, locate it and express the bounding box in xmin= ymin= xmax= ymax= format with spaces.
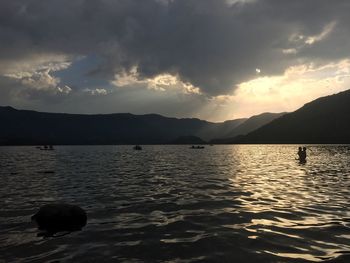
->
xmin=297 ymin=147 xmax=307 ymax=161
xmin=297 ymin=147 xmax=303 ymax=159
xmin=302 ymin=147 xmax=307 ymax=160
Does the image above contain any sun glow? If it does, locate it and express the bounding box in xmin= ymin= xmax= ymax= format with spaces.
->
xmin=224 ymin=60 xmax=350 ymax=119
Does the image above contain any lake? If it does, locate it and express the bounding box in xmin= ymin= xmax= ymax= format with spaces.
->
xmin=1 ymin=145 xmax=350 ymax=262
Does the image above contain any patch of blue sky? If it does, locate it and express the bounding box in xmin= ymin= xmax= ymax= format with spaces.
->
xmin=53 ymin=55 xmax=112 ymax=91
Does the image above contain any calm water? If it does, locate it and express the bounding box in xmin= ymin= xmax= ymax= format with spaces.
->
xmin=1 ymin=145 xmax=350 ymax=263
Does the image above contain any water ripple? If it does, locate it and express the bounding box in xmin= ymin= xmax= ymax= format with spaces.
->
xmin=1 ymin=145 xmax=350 ymax=262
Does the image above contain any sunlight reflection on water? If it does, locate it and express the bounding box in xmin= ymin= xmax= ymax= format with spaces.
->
xmin=0 ymin=145 xmax=350 ymax=262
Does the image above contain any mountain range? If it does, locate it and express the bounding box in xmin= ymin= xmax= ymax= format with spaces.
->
xmin=0 ymin=106 xmax=281 ymax=145
xmin=0 ymin=89 xmax=349 ymax=145
xmin=210 ymin=112 xmax=286 ymax=143
xmin=234 ymin=89 xmax=350 ymax=144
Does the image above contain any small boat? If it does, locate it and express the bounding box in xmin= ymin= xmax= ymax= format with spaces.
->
xmin=39 ymin=145 xmax=55 ymax=151
xmin=133 ymin=145 xmax=142 ymax=150
xmin=190 ymin=145 xmax=205 ymax=149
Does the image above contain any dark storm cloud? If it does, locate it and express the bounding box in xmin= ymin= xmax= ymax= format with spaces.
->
xmin=1 ymin=0 xmax=350 ymax=95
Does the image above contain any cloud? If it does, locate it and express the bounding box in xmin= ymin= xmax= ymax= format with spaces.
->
xmin=304 ymin=21 xmax=337 ymax=45
xmin=18 ymin=69 xmax=70 ymax=93
xmin=83 ymin=88 xmax=108 ymax=96
xmin=227 ymin=59 xmax=350 ymax=119
xmin=1 ymin=0 xmax=350 ymax=121
xmin=1 ymin=0 xmax=350 ymax=97
xmin=0 ymin=74 xmax=71 ymax=108
xmin=1 ymin=57 xmax=72 ymax=103
xmin=0 ymin=54 xmax=71 ymax=77
xmin=111 ymin=67 xmax=201 ymax=94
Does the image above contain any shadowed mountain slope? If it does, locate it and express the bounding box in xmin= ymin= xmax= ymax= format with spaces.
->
xmin=0 ymin=106 xmax=245 ymax=145
xmin=236 ymin=89 xmax=350 ymax=143
xmin=211 ymin=112 xmax=286 ymax=143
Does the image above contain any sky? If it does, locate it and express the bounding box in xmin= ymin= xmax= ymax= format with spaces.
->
xmin=0 ymin=0 xmax=350 ymax=122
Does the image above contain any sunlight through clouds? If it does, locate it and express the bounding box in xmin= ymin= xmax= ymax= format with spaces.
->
xmin=227 ymin=60 xmax=350 ymax=119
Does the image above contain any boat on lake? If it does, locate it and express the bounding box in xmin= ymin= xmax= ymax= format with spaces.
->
xmin=38 ymin=145 xmax=54 ymax=151
xmin=190 ymin=145 xmax=205 ymax=149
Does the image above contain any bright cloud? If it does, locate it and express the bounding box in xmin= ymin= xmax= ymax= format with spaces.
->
xmin=225 ymin=60 xmax=350 ymax=119
xmin=84 ymin=88 xmax=108 ymax=96
xmin=112 ymin=67 xmax=201 ymax=94
xmin=305 ymin=21 xmax=337 ymax=45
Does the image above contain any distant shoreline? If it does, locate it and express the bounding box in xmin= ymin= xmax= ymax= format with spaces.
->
xmin=1 ymin=143 xmax=350 ymax=146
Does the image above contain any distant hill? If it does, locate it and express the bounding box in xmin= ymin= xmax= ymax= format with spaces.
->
xmin=169 ymin=135 xmax=206 ymax=144
xmin=195 ymin=118 xmax=246 ymax=140
xmin=0 ymin=106 xmax=244 ymax=145
xmin=5 ymin=88 xmax=346 ymax=146
xmin=236 ymin=89 xmax=350 ymax=143
xmin=211 ymin=112 xmax=286 ymax=143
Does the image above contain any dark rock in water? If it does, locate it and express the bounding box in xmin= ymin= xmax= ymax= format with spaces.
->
xmin=31 ymin=203 xmax=87 ymax=235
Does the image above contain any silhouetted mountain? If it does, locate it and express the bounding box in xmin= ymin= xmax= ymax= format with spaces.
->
xmin=0 ymin=106 xmax=244 ymax=145
xmin=195 ymin=118 xmax=246 ymax=140
xmin=210 ymin=112 xmax=286 ymax=143
xmin=236 ymin=89 xmax=350 ymax=143
xmin=169 ymin=136 xmax=206 ymax=144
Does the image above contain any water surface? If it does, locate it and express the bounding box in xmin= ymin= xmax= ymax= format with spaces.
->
xmin=1 ymin=145 xmax=350 ymax=262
